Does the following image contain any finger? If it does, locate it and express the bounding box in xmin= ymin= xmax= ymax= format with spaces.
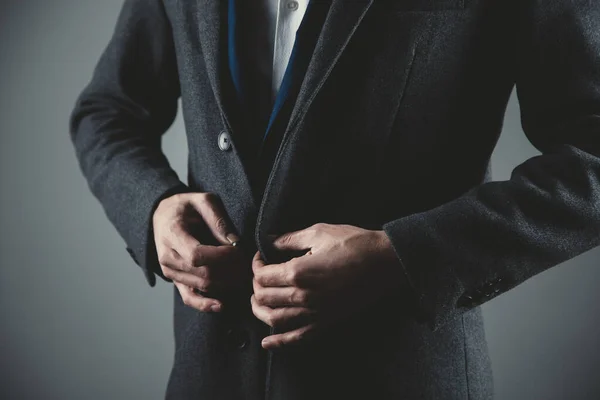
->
xmin=157 ymin=246 xmax=182 ymax=271
xmin=189 ymin=192 xmax=240 ymax=246
xmin=253 ymin=262 xmax=294 ymax=287
xmin=162 ymin=265 xmax=220 ymax=293
xmin=182 ymin=211 xmax=215 ymax=245
xmin=168 ymin=229 xmax=238 ymax=270
xmin=250 ymin=294 xmax=314 ymax=329
xmin=252 ymin=250 xmax=266 ymax=270
xmin=271 ymin=228 xmax=314 ymax=252
xmin=253 ymin=256 xmax=315 ymax=288
xmin=174 ymin=281 xmax=223 ymax=312
xmin=253 ymin=278 xmax=313 ymax=307
xmin=162 ymin=238 xmax=249 ymax=292
xmin=164 ymin=221 xmax=203 ymax=258
xmin=159 ymin=247 xmax=205 ymax=274
xmin=160 ymin=248 xmax=241 ymax=286
xmin=261 ymin=323 xmax=317 ymax=350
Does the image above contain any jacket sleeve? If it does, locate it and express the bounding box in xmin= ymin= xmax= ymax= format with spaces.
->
xmin=382 ymin=0 xmax=600 ymax=331
xmin=69 ymin=0 xmax=190 ymax=287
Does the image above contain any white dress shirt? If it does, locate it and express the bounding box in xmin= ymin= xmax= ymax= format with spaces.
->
xmin=245 ymin=0 xmax=309 ymax=104
xmin=266 ymin=0 xmax=310 ymax=100
xmin=236 ymin=0 xmax=310 ymax=135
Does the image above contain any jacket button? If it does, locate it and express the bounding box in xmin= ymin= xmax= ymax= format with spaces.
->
xmin=226 ymin=328 xmax=248 ymax=350
xmin=218 ymin=130 xmax=232 ymax=151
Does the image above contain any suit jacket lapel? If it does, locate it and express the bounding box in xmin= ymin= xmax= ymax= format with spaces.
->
xmin=196 ymin=0 xmax=374 ymax=166
xmin=286 ymin=0 xmax=375 ymax=132
xmin=196 ymin=0 xmax=241 ymax=139
xmin=256 ymin=0 xmax=377 ymax=263
xmin=195 ymin=0 xmax=260 ymax=214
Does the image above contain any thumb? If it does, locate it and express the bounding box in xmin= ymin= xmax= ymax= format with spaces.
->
xmin=189 ymin=192 xmax=240 ymax=246
xmin=271 ymin=229 xmax=311 ymax=251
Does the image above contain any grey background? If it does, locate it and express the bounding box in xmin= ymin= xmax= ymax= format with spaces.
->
xmin=0 ymin=1 xmax=598 ymax=399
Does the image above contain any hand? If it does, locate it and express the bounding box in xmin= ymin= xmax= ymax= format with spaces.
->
xmin=251 ymin=223 xmax=404 ymax=350
xmin=153 ymin=192 xmax=247 ymax=313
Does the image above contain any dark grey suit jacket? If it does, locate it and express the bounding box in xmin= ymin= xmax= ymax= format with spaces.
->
xmin=69 ymin=0 xmax=600 ymax=399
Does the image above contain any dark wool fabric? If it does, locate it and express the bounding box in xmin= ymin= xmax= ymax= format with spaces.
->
xmin=69 ymin=0 xmax=600 ymax=399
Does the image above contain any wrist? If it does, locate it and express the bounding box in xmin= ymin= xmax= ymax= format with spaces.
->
xmin=373 ymin=230 xmax=401 ymax=265
xmin=372 ymin=229 xmax=407 ymax=288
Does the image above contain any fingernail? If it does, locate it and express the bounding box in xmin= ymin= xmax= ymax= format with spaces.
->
xmin=211 ymin=303 xmax=222 ymax=312
xmin=226 ymin=233 xmax=240 ymax=246
xmin=262 ymin=338 xmax=271 ymax=347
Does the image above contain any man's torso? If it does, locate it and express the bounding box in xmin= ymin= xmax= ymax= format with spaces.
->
xmin=163 ymin=1 xmax=506 ymax=399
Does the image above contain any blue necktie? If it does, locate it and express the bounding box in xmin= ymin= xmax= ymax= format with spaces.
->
xmin=227 ymin=0 xmax=331 ymax=196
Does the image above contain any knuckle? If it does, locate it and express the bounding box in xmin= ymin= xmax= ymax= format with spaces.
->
xmin=278 ymin=234 xmax=291 ymax=246
xmin=167 ymin=218 xmax=182 ymax=233
xmin=190 ymin=247 xmax=205 ymax=266
xmin=266 ymin=311 xmax=279 ymax=328
xmin=158 ymin=251 xmax=171 ymax=266
xmin=287 ymin=262 xmax=301 ymax=286
xmin=201 ymin=192 xmax=218 ymax=205
xmin=214 ymin=216 xmax=228 ymax=233
xmin=309 ymin=223 xmax=327 ymax=239
xmin=162 ymin=267 xmax=174 ymax=279
xmin=195 ymin=266 xmax=210 ymax=279
xmin=288 ymin=272 xmax=298 ymax=287
xmin=171 ymin=192 xmax=185 ymax=202
xmin=283 ymin=233 xmax=296 ymax=246
xmin=251 ymin=301 xmax=260 ymax=316
xmin=311 ymin=223 xmax=324 ymax=232
xmin=255 ymin=274 xmax=267 ymax=287
xmin=254 ymin=291 xmax=266 ymax=305
xmin=197 ymin=279 xmax=211 ymax=292
xmin=252 ymin=277 xmax=262 ymax=292
xmin=180 ymin=262 xmax=193 ymax=273
xmin=165 ymin=193 xmax=184 ymax=208
xmin=197 ymin=303 xmax=212 ymax=312
xmin=177 ymin=257 xmax=192 ymax=271
xmin=157 ymin=254 xmax=170 ymax=267
xmin=291 ymin=289 xmax=308 ymax=305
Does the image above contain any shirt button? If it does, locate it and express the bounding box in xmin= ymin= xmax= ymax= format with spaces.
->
xmin=287 ymin=1 xmax=299 ymax=11
xmin=218 ymin=130 xmax=232 ymax=151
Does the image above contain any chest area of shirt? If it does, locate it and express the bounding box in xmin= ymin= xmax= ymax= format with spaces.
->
xmin=234 ymin=0 xmax=311 ymax=98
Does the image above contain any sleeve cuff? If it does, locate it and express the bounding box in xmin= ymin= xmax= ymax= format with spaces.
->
xmin=382 ymin=214 xmax=466 ymax=331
